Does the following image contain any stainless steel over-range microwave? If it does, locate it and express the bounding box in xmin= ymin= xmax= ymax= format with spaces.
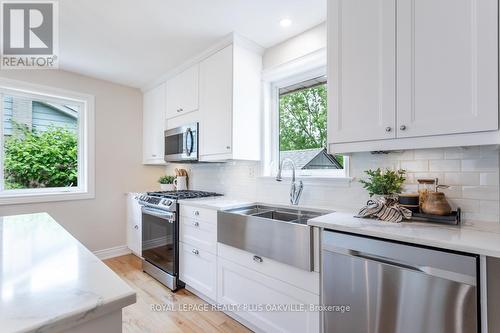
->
xmin=164 ymin=122 xmax=198 ymax=162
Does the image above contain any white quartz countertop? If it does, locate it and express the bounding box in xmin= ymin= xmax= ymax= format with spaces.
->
xmin=0 ymin=213 xmax=136 ymax=333
xmin=308 ymin=212 xmax=500 ymax=258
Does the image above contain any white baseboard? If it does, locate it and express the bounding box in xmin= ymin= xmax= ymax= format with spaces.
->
xmin=93 ymin=245 xmax=131 ymax=260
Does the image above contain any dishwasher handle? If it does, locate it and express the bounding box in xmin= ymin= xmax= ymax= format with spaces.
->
xmin=340 ymin=248 xmax=476 ymax=286
xmin=350 ymin=250 xmax=424 ymax=273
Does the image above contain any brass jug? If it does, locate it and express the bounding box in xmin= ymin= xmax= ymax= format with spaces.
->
xmin=421 ymin=191 xmax=452 ymax=216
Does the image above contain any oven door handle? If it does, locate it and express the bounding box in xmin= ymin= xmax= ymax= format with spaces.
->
xmin=142 ymin=207 xmax=175 ymax=222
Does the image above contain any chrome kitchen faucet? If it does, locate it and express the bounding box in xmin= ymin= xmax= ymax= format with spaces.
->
xmin=276 ymin=158 xmax=304 ymax=205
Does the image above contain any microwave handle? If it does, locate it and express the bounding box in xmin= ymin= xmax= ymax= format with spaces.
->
xmin=186 ymin=128 xmax=194 ymax=156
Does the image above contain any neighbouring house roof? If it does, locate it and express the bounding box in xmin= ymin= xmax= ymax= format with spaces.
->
xmin=3 ymin=96 xmax=78 ymax=136
xmin=280 ymin=148 xmax=342 ymax=170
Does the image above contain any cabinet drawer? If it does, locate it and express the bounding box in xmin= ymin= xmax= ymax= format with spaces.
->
xmin=217 ymin=243 xmax=319 ymax=295
xmin=180 ymin=217 xmax=216 ymax=254
xmin=217 ymin=257 xmax=319 ymax=333
xmin=179 ymin=242 xmax=216 ymax=300
xmin=180 ymin=205 xmax=217 ymax=223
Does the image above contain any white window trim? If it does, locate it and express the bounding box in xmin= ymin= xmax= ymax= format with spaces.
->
xmin=262 ymin=49 xmax=350 ymax=181
xmin=0 ymin=77 xmax=95 ymax=205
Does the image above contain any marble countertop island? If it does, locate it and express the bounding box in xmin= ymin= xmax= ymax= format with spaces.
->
xmin=309 ymin=212 xmax=500 ymax=258
xmin=0 ymin=213 xmax=136 ymax=333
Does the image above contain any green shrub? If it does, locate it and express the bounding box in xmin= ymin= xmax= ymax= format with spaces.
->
xmin=4 ymin=123 xmax=78 ymax=189
xmin=359 ymin=168 xmax=406 ymax=197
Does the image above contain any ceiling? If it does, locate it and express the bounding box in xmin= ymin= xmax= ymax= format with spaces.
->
xmin=59 ymin=0 xmax=326 ymax=88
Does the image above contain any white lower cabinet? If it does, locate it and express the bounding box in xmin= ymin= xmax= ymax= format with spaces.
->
xmin=126 ymin=193 xmax=142 ymax=256
xmin=178 ymin=204 xmax=320 ymax=332
xmin=179 ymin=241 xmax=217 ymax=300
xmin=217 ymin=257 xmax=320 ymax=333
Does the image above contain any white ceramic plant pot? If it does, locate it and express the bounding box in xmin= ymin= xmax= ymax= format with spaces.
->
xmin=160 ymin=184 xmax=174 ymax=191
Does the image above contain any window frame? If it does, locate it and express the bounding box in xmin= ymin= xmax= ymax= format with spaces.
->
xmin=0 ymin=78 xmax=95 ymax=205
xmin=266 ymin=66 xmax=349 ymax=179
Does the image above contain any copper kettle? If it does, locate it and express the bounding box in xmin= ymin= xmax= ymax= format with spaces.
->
xmin=421 ymin=186 xmax=452 ymax=216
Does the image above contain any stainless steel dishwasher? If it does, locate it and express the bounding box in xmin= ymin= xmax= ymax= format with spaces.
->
xmin=322 ymin=230 xmax=479 ymax=333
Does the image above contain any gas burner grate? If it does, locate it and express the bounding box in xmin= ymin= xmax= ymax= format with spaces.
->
xmin=147 ymin=190 xmax=223 ymax=200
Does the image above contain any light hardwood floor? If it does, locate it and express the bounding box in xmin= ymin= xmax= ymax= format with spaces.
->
xmin=104 ymin=254 xmax=252 ymax=333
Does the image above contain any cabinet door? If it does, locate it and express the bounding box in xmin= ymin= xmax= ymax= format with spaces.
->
xmin=126 ymin=193 xmax=142 ymax=256
xmin=397 ymin=0 xmax=498 ymax=138
xmin=166 ymin=65 xmax=199 ymax=119
xmin=199 ymin=46 xmax=233 ymax=157
xmin=143 ymin=83 xmax=166 ymax=164
xmin=179 ymin=242 xmax=217 ymax=300
xmin=217 ymin=257 xmax=320 ymax=333
xmin=328 ymin=0 xmax=396 ymax=144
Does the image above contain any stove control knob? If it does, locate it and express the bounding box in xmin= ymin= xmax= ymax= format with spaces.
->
xmin=167 ymin=200 xmax=173 ymax=206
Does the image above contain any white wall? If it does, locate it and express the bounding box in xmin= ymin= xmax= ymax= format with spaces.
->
xmin=263 ymin=22 xmax=326 ymax=70
xmin=0 ymin=69 xmax=165 ymax=251
xmin=166 ymin=21 xmax=500 ymax=225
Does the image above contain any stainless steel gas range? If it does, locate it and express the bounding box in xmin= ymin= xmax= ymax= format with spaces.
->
xmin=137 ymin=190 xmax=222 ymax=291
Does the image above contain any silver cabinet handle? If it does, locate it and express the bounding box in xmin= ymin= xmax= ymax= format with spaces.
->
xmin=226 ymin=146 xmax=231 ymax=149
xmin=385 ymin=127 xmax=392 ymax=132
xmin=194 ymin=210 xmax=200 ymax=216
xmin=400 ymin=125 xmax=407 ymax=131
xmin=193 ymin=221 xmax=199 ymax=227
xmin=134 ymin=225 xmax=139 ymax=230
xmin=253 ymin=255 xmax=263 ymax=263
xmin=152 ymin=154 xmax=157 ymax=157
xmin=192 ymin=249 xmax=199 ymax=255
xmin=177 ymin=108 xmax=183 ymax=113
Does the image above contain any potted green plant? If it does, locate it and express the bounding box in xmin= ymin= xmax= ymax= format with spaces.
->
xmin=359 ymin=168 xmax=406 ymax=199
xmin=158 ymin=175 xmax=176 ymax=191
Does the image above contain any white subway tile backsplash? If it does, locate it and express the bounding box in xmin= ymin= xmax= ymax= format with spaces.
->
xmin=444 ymin=173 xmax=480 ymax=186
xmin=463 ymin=212 xmax=499 ymax=223
xmin=414 ymin=149 xmax=444 ymax=160
xmin=480 ymin=172 xmax=499 ymax=186
xmin=400 ymin=160 xmax=429 ymax=172
xmin=480 ymin=200 xmax=499 ymax=216
xmin=167 ymin=146 xmax=500 ymax=224
xmin=429 ymin=160 xmax=461 ymax=172
xmin=462 ymin=186 xmax=499 ymax=201
xmin=448 ymin=198 xmax=480 ymax=213
xmin=440 ymin=186 xmax=462 ymax=199
xmin=480 ymin=145 xmax=499 ymax=159
xmin=462 ymin=158 xmax=499 ymax=172
xmin=444 ymin=147 xmax=481 ymax=160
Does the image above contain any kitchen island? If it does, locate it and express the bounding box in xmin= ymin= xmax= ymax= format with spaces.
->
xmin=0 ymin=213 xmax=136 ymax=333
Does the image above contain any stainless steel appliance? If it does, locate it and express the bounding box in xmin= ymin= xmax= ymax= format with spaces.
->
xmin=322 ymin=231 xmax=479 ymax=333
xmin=138 ymin=190 xmax=222 ymax=291
xmin=164 ymin=122 xmax=198 ymax=162
xmin=218 ymin=204 xmax=331 ymax=271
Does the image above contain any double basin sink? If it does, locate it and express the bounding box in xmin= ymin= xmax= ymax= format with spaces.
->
xmin=217 ymin=204 xmax=332 ymax=271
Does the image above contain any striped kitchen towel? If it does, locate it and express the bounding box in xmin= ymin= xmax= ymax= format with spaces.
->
xmin=356 ymin=197 xmax=412 ymax=223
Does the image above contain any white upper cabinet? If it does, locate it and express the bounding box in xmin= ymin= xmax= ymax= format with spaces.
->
xmin=199 ymin=42 xmax=262 ymax=161
xmin=396 ymin=0 xmax=498 ymax=138
xmin=142 ymin=82 xmax=166 ymax=164
xmin=143 ymin=35 xmax=262 ymax=162
xmin=328 ymin=0 xmax=499 ymax=153
xmin=166 ymin=65 xmax=199 ymax=119
xmin=199 ymin=46 xmax=233 ymax=157
xmin=328 ymin=0 xmax=396 ymax=144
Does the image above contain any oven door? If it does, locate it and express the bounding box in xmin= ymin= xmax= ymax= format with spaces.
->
xmin=141 ymin=206 xmax=177 ymax=275
xmin=164 ymin=123 xmax=198 ymax=162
